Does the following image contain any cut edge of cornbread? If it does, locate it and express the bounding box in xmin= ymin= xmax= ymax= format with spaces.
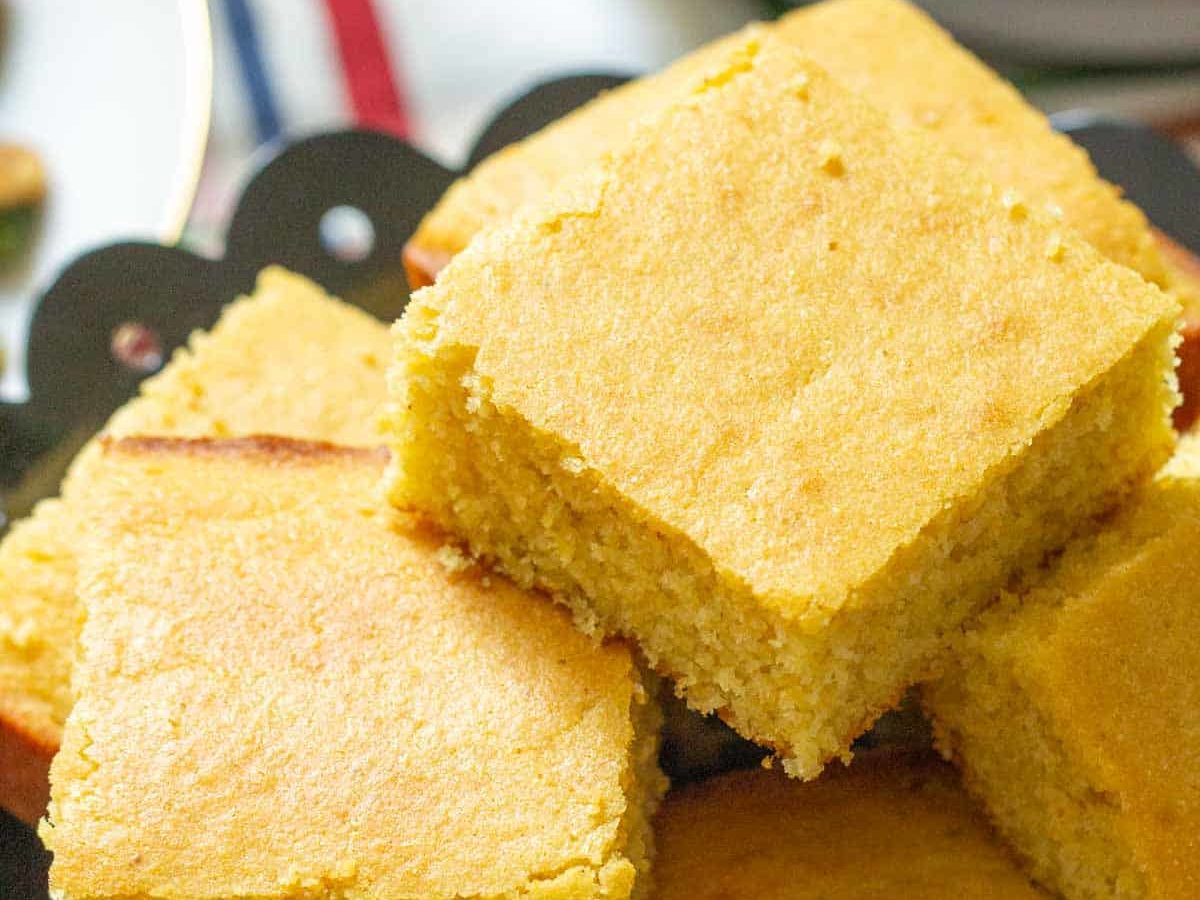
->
xmin=0 ymin=703 xmax=55 ymax=827
xmin=924 ymin=475 xmax=1200 ymax=899
xmin=386 ymin=303 xmax=1178 ymax=779
xmin=620 ymin=668 xmax=669 ymax=900
xmin=926 ymin=635 xmax=1145 ymax=898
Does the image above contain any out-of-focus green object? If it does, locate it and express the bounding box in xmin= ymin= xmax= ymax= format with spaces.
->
xmin=0 ymin=207 xmax=35 ymax=258
xmin=0 ymin=145 xmax=45 ymax=259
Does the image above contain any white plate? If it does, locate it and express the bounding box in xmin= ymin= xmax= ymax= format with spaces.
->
xmin=0 ymin=0 xmax=212 ymax=402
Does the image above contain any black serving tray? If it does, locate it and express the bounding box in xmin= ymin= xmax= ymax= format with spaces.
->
xmin=1 ymin=69 xmax=1198 ymax=894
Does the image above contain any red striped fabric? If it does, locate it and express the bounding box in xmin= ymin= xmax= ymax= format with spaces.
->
xmin=322 ymin=0 xmax=411 ymax=138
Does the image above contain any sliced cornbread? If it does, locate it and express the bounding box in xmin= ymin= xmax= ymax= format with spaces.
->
xmin=42 ymin=437 xmax=663 ymax=900
xmin=387 ymin=35 xmax=1179 ymax=777
xmin=0 ymin=267 xmax=390 ymax=823
xmin=925 ymin=475 xmax=1200 ymax=899
xmin=775 ymin=0 xmax=1166 ymax=288
xmin=405 ymin=0 xmax=1168 ymax=295
xmin=655 ymin=753 xmax=1047 ymax=899
xmin=402 ymin=28 xmax=749 ymax=287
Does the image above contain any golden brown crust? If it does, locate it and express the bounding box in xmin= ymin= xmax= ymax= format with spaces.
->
xmin=42 ymin=443 xmax=653 ymax=898
xmin=402 ymin=241 xmax=451 ymax=290
xmin=1156 ymin=230 xmax=1200 ymax=430
xmin=0 ymin=715 xmax=54 ymax=826
xmin=100 ymin=434 xmax=389 ymax=465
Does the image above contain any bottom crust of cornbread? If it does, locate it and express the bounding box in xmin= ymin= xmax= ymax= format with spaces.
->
xmin=925 ymin=476 xmax=1200 ymax=899
xmin=0 ymin=716 xmax=53 ymax=827
xmin=42 ymin=437 xmax=664 ymax=900
xmin=0 ymin=498 xmax=82 ymax=825
xmin=653 ymin=751 xmax=1047 ymax=899
xmin=387 ymin=318 xmax=1177 ymax=779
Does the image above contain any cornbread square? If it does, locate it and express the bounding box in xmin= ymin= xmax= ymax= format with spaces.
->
xmin=42 ymin=437 xmax=663 ymax=900
xmin=654 ymin=753 xmax=1047 ymax=899
xmin=0 ymin=267 xmax=389 ymax=822
xmin=925 ymin=475 xmax=1200 ymax=899
xmin=405 ymin=0 xmax=1167 ymax=293
xmin=387 ymin=35 xmax=1179 ymax=778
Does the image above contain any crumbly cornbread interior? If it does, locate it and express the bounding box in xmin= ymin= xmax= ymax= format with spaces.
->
xmin=388 ymin=37 xmax=1179 ymax=778
xmin=654 ymin=752 xmax=1047 ymax=899
xmin=0 ymin=268 xmax=390 ymax=822
xmin=407 ymin=0 xmax=1167 ymax=295
xmin=925 ymin=477 xmax=1200 ymax=900
xmin=42 ymin=437 xmax=664 ymax=900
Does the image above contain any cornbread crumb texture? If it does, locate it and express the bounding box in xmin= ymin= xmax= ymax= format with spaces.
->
xmin=926 ymin=477 xmax=1200 ymax=900
xmin=408 ymin=0 xmax=1165 ymax=295
xmin=0 ymin=498 xmax=81 ymax=823
xmin=43 ymin=438 xmax=660 ymax=900
xmin=0 ymin=267 xmax=390 ymax=822
xmin=654 ymin=753 xmax=1047 ymax=899
xmin=390 ymin=34 xmax=1177 ymax=776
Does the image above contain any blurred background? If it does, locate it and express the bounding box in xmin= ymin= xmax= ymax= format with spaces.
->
xmin=195 ymin=0 xmax=1200 ymax=251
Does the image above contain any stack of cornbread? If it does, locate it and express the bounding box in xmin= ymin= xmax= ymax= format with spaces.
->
xmin=3 ymin=1 xmax=1200 ymax=897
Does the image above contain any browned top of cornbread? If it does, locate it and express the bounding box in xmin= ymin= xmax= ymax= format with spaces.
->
xmin=776 ymin=0 xmax=1166 ymax=288
xmin=655 ymin=753 xmax=1047 ymax=898
xmin=43 ymin=437 xmax=650 ymax=900
xmin=962 ymin=477 xmax=1200 ymax=898
xmin=0 ymin=499 xmax=81 ymax=755
xmin=405 ymin=36 xmax=1177 ymax=616
xmin=408 ymin=0 xmax=1167 ymax=296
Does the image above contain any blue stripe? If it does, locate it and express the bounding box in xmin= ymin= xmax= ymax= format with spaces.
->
xmin=222 ymin=0 xmax=284 ymax=144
